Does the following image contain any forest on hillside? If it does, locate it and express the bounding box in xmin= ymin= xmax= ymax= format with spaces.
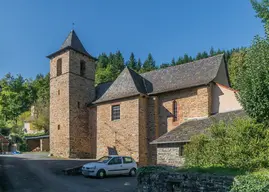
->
xmin=95 ymin=47 xmax=245 ymax=86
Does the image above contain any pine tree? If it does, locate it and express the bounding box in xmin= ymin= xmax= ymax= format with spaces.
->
xmin=160 ymin=63 xmax=170 ymax=68
xmin=115 ymin=51 xmax=125 ymax=71
xmin=210 ymin=47 xmax=216 ymax=56
xmin=201 ymin=51 xmax=209 ymax=59
xmin=176 ymin=57 xmax=183 ymax=65
xmin=171 ymin=58 xmax=176 ymax=66
xmin=106 ymin=51 xmax=125 ymax=81
xmin=216 ymin=49 xmax=223 ymax=54
xmin=127 ymin=52 xmax=137 ymax=71
xmin=182 ymin=54 xmax=190 ymax=63
xmin=137 ymin=59 xmax=142 ymax=72
xmin=97 ymin=53 xmax=109 ymax=68
xmin=196 ymin=52 xmax=203 ymax=60
xmin=142 ymin=53 xmax=156 ymax=72
xmin=189 ymin=56 xmax=193 ymax=61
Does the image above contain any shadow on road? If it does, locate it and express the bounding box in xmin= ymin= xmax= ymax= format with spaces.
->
xmin=0 ymin=154 xmax=137 ymax=192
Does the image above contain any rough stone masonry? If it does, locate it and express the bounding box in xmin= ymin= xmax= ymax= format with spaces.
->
xmin=137 ymin=171 xmax=234 ymax=192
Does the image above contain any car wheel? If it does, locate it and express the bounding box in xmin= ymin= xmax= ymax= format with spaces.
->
xmin=97 ymin=169 xmax=106 ymax=179
xmin=129 ymin=168 xmax=136 ymax=177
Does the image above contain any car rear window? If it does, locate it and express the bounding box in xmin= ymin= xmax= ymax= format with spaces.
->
xmin=123 ymin=157 xmax=133 ymax=164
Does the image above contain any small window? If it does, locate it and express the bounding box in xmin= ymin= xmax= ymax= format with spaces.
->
xmin=58 ymin=90 xmax=60 ymax=95
xmin=78 ymin=102 xmax=80 ymax=108
xmin=123 ymin=157 xmax=133 ymax=164
xmin=112 ymin=105 xmax=120 ymax=121
xmin=172 ymin=100 xmax=178 ymax=122
xmin=80 ymin=60 xmax=86 ymax=76
xmin=179 ymin=144 xmax=184 ymax=156
xmin=57 ymin=125 xmax=60 ymax=130
xmin=57 ymin=58 xmax=62 ymax=76
xmin=108 ymin=157 xmax=122 ymax=165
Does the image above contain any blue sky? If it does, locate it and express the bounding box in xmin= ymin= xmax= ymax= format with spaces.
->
xmin=0 ymin=0 xmax=265 ymax=79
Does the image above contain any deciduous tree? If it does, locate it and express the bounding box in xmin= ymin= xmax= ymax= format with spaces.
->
xmin=236 ymin=35 xmax=269 ymax=122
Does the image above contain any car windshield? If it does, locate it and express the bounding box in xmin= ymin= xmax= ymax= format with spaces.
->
xmin=97 ymin=156 xmax=112 ymax=163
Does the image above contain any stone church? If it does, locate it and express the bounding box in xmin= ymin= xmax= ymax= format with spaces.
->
xmin=47 ymin=30 xmax=242 ymax=165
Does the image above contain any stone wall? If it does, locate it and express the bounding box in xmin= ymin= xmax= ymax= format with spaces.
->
xmin=50 ymin=49 xmax=96 ymax=158
xmin=139 ymin=96 xmax=148 ymax=165
xmin=50 ymin=52 xmax=70 ymax=157
xmin=146 ymin=97 xmax=158 ymax=165
xmin=142 ymin=85 xmax=211 ymax=166
xmin=158 ymin=85 xmax=211 ymax=134
xmin=88 ymin=107 xmax=97 ymax=158
xmin=157 ymin=143 xmax=185 ymax=167
xmin=96 ymin=97 xmax=140 ymax=161
xmin=69 ymin=50 xmax=96 ymax=158
xmin=137 ymin=171 xmax=234 ymax=192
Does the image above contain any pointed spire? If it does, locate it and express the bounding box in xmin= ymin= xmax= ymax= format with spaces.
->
xmin=60 ymin=30 xmax=88 ymax=56
xmin=47 ymin=30 xmax=97 ymax=60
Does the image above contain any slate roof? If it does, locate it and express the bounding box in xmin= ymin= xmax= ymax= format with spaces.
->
xmin=25 ymin=135 xmax=49 ymax=140
xmin=141 ymin=54 xmax=225 ymax=95
xmin=151 ymin=110 xmax=246 ymax=144
xmin=95 ymin=81 xmax=113 ymax=100
xmin=94 ymin=54 xmax=227 ymax=104
xmin=47 ymin=30 xmax=97 ymax=60
xmin=94 ymin=67 xmax=148 ymax=103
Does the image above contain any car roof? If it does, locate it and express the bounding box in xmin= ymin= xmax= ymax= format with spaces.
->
xmin=107 ymin=155 xmax=132 ymax=158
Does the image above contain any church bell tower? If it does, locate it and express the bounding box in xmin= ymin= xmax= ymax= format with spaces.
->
xmin=47 ymin=30 xmax=97 ymax=158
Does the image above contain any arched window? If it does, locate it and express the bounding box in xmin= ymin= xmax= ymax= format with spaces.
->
xmin=56 ymin=58 xmax=62 ymax=76
xmin=173 ymin=100 xmax=178 ymax=121
xmin=80 ymin=60 xmax=86 ymax=76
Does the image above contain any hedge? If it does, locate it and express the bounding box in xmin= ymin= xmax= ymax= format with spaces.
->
xmin=231 ymin=170 xmax=269 ymax=192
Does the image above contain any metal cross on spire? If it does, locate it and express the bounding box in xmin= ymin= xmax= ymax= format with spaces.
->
xmin=72 ymin=22 xmax=75 ymax=30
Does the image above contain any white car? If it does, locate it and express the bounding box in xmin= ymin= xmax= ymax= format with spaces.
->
xmin=82 ymin=155 xmax=137 ymax=178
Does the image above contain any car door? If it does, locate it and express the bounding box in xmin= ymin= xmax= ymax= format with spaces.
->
xmin=122 ymin=157 xmax=134 ymax=174
xmin=106 ymin=157 xmax=123 ymax=175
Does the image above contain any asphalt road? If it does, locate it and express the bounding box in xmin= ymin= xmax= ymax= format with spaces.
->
xmin=0 ymin=153 xmax=137 ymax=192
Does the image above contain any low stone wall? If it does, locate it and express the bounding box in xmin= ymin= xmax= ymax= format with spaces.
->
xmin=157 ymin=143 xmax=185 ymax=166
xmin=137 ymin=171 xmax=234 ymax=192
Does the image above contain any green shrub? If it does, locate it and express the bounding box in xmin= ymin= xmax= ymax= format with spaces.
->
xmin=19 ymin=142 xmax=28 ymax=152
xmin=184 ymin=118 xmax=269 ymax=171
xmin=231 ymin=170 xmax=269 ymax=192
